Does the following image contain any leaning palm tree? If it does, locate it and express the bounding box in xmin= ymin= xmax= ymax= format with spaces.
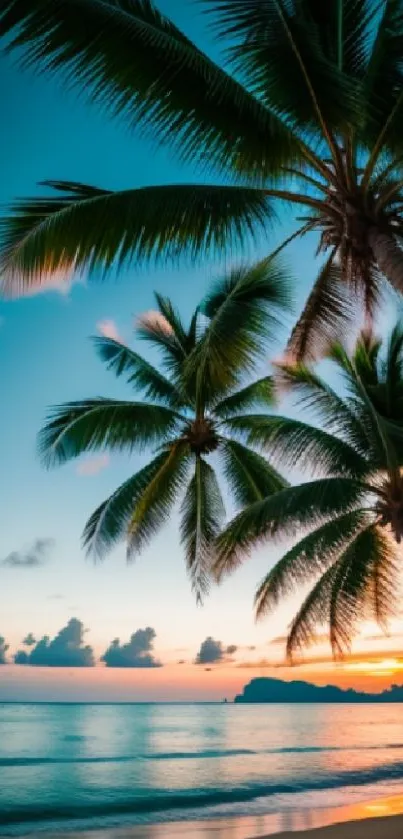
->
xmin=37 ymin=258 xmax=290 ymax=599
xmin=1 ymin=1 xmax=403 ymax=357
xmin=214 ymin=324 xmax=403 ymax=657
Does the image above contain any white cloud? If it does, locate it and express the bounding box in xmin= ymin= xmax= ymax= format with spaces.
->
xmin=76 ymin=454 xmax=110 ymax=477
xmin=97 ymin=319 xmax=123 ymax=342
xmin=11 ymin=266 xmax=84 ymax=299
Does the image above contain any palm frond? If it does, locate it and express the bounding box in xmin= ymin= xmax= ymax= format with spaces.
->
xmin=93 ymin=336 xmax=184 ymax=406
xmin=300 ymin=0 xmax=374 ymax=78
xmin=213 ymin=376 xmax=275 ymax=417
xmin=369 ymin=527 xmax=400 ymax=629
xmin=286 ymin=254 xmax=355 ymax=362
xmin=0 ymin=0 xmax=300 ymax=179
xmin=127 ymin=441 xmax=191 ymax=558
xmin=153 ymin=293 xmax=196 ymax=354
xmin=329 ymin=341 xmax=401 ymax=471
xmin=274 ymin=361 xmax=370 ymax=454
xmin=352 ymin=327 xmax=382 ymax=388
xmin=362 ymin=0 xmax=403 ymax=152
xmin=382 ymin=321 xmax=403 ymax=417
xmin=135 ymin=294 xmax=200 ymax=393
xmin=285 ymin=563 xmax=338 ymax=659
xmin=203 ymin=0 xmax=360 ymax=133
xmin=215 ymin=477 xmax=370 ymax=577
xmin=186 ymin=255 xmax=292 ymax=403
xmin=38 ymin=399 xmax=183 ymax=467
xmin=136 ymin=309 xmax=187 ymax=381
xmin=0 ymin=181 xmax=274 ymax=294
xmin=220 ymin=438 xmax=287 ymax=511
xmin=286 ymin=524 xmax=398 ymax=658
xmin=223 ymin=414 xmax=369 ymax=478
xmin=254 ymin=509 xmax=373 ymax=618
xmin=180 ymin=457 xmax=225 ymax=602
xmin=83 ymin=454 xmax=173 ymax=558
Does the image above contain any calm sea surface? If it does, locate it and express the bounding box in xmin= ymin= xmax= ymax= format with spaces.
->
xmin=1 ymin=703 xmax=403 ymax=835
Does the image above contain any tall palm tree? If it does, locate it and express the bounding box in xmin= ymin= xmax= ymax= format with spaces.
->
xmin=2 ymin=1 xmax=403 ymax=357
xmin=214 ymin=324 xmax=403 ymax=657
xmin=37 ymin=258 xmax=290 ymax=599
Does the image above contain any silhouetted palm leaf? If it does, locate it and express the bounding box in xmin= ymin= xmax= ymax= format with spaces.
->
xmin=93 ymin=337 xmax=184 ymax=405
xmin=38 ymin=264 xmax=289 ymax=597
xmin=0 ymin=182 xmax=274 ymax=293
xmin=4 ymin=0 xmax=403 ymax=352
xmin=38 ymin=399 xmax=183 ymax=467
xmin=180 ymin=457 xmax=225 ymax=600
xmin=215 ymin=324 xmax=403 ymax=654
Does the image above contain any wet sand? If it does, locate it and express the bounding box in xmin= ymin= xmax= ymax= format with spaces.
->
xmin=269 ymin=813 xmax=403 ymax=839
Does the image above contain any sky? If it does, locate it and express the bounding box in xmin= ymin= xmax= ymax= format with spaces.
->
xmin=1 ymin=0 xmax=403 ymax=702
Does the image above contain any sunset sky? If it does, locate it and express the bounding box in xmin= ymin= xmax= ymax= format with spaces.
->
xmin=1 ymin=0 xmax=403 ymax=702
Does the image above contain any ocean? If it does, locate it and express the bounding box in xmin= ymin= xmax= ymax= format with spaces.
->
xmin=1 ymin=703 xmax=403 ymax=836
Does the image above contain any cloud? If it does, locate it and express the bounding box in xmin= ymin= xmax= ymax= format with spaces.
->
xmin=14 ymin=619 xmax=94 ymax=667
xmin=0 ymin=538 xmax=55 ymax=569
xmin=269 ymin=635 xmax=289 ymax=646
xmin=47 ymin=594 xmax=65 ymax=601
xmin=195 ymin=637 xmax=224 ymax=665
xmin=0 ymin=638 xmax=9 ymax=665
xmin=363 ymin=631 xmax=403 ymax=642
xmin=22 ymin=633 xmax=36 ymax=647
xmin=13 ymin=265 xmax=81 ymax=299
xmin=237 ymin=659 xmax=277 ymax=669
xmin=102 ymin=627 xmax=162 ymax=668
xmin=76 ymin=454 xmax=110 ymax=476
xmin=137 ymin=310 xmax=173 ymax=336
xmin=97 ymin=319 xmax=123 ymax=343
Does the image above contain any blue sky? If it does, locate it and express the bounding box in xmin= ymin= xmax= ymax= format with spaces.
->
xmin=1 ymin=1 xmax=393 ymax=701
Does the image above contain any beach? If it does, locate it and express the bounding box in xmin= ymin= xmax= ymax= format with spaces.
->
xmin=14 ymin=795 xmax=403 ymax=839
xmin=270 ymin=814 xmax=403 ymax=839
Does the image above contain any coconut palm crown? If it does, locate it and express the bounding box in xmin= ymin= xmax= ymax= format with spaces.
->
xmin=37 ymin=258 xmax=290 ymax=599
xmin=214 ymin=323 xmax=403 ymax=657
xmin=2 ymin=1 xmax=403 ymax=357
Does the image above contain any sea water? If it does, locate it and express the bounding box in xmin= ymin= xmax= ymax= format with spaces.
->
xmin=1 ymin=702 xmax=403 ymax=835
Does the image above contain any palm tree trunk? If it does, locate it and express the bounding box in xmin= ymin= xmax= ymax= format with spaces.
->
xmin=368 ymin=227 xmax=403 ymax=292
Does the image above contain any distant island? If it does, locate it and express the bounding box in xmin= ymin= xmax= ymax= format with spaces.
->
xmin=235 ymin=677 xmax=403 ymax=703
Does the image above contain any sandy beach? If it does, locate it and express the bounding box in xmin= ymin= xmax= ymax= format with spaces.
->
xmin=269 ymin=813 xmax=403 ymax=839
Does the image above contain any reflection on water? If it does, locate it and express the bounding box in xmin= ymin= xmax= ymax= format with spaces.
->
xmin=1 ymin=704 xmax=403 ymax=835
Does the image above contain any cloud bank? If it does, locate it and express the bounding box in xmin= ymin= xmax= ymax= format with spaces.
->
xmin=14 ymin=619 xmax=94 ymax=667
xmin=0 ymin=538 xmax=55 ymax=569
xmin=102 ymin=627 xmax=162 ymax=668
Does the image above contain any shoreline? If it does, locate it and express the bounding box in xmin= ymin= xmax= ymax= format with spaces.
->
xmin=8 ymin=792 xmax=403 ymax=839
xmin=267 ymin=814 xmax=403 ymax=839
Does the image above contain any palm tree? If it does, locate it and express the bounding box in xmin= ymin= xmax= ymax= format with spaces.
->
xmin=37 ymin=258 xmax=290 ymax=599
xmin=1 ymin=1 xmax=403 ymax=357
xmin=214 ymin=324 xmax=403 ymax=657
